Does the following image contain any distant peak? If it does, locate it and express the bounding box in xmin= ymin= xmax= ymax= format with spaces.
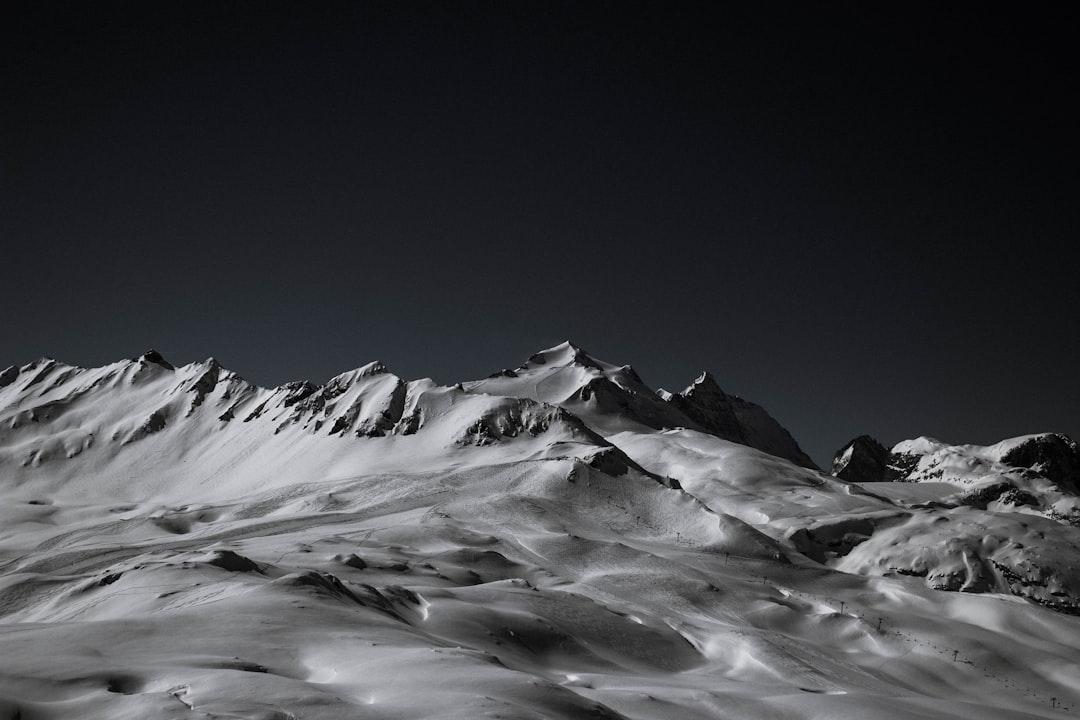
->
xmin=357 ymin=360 xmax=389 ymax=377
xmin=524 ymin=341 xmax=601 ymax=370
xmin=682 ymin=371 xmax=724 ymax=397
xmin=830 ymin=435 xmax=890 ymax=482
xmin=325 ymin=361 xmax=394 ymax=388
xmin=134 ymin=349 xmax=175 ymax=370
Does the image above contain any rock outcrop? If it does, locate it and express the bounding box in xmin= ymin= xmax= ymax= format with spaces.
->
xmin=831 ymin=435 xmax=890 ymax=482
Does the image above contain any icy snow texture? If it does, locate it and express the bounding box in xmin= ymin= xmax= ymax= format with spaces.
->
xmin=1 ymin=343 xmax=1078 ymax=719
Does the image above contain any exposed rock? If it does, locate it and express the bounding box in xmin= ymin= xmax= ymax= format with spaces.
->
xmin=883 ymin=451 xmax=922 ymax=482
xmin=340 ymin=553 xmax=368 ymax=569
xmin=787 ymin=516 xmax=879 ymax=563
xmin=1001 ymin=434 xmax=1080 ymax=495
xmin=276 ymin=570 xmax=364 ymax=604
xmin=122 ymin=410 xmax=168 ymax=445
xmin=134 ymin=350 xmax=175 ymax=371
xmin=957 ymin=481 xmax=1039 ymax=510
xmin=831 ymin=435 xmax=890 ymax=482
xmin=142 ymin=410 xmax=167 ymax=434
xmin=205 ymin=550 xmax=262 ymax=573
xmin=0 ymin=366 xmax=19 ymax=388
xmin=188 ymin=360 xmax=222 ymax=411
xmin=455 ymin=401 xmax=572 ymax=446
xmin=395 ymin=407 xmax=423 ymax=435
xmin=667 ymin=372 xmax=819 ymax=470
xmin=281 ymin=381 xmax=318 ymax=407
xmin=524 ymin=341 xmax=602 ymax=370
xmin=23 ymin=359 xmax=58 ymax=389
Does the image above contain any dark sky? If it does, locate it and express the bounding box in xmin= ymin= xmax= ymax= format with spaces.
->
xmin=3 ymin=2 xmax=1077 ymax=468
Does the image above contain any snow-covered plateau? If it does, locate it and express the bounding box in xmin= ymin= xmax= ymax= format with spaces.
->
xmin=1 ymin=342 xmax=1078 ymax=719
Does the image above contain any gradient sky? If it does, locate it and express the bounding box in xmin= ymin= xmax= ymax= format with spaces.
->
xmin=3 ymin=2 xmax=1076 ymax=468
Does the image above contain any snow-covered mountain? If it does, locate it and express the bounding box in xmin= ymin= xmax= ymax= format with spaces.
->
xmin=833 ymin=433 xmax=1080 ymax=526
xmin=2 ymin=342 xmax=1078 ymax=720
xmin=0 ymin=346 xmax=647 ymax=501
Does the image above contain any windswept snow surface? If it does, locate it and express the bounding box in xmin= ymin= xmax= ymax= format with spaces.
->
xmin=1 ymin=344 xmax=1078 ymax=719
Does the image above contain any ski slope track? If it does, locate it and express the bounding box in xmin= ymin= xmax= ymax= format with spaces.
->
xmin=1 ymin=342 xmax=1077 ymax=719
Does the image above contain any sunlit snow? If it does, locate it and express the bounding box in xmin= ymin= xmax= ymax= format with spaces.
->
xmin=1 ymin=343 xmax=1077 ymax=719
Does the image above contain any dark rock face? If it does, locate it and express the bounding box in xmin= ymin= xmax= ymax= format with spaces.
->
xmin=1002 ymin=434 xmax=1080 ymax=495
xmin=142 ymin=410 xmax=167 ymax=435
xmin=0 ymin=366 xmax=19 ymax=388
xmin=957 ymin=481 xmax=1039 ymax=509
xmin=667 ymin=373 xmax=743 ymax=437
xmin=787 ymin=516 xmax=881 ymax=563
xmin=206 ymin=550 xmax=262 ymax=573
xmin=883 ymin=451 xmax=922 ymax=482
xmin=831 ymin=435 xmax=890 ymax=482
xmin=668 ymin=372 xmax=819 ymax=470
xmin=135 ymin=350 xmax=175 ymax=371
xmin=188 ymin=361 xmax=222 ymax=411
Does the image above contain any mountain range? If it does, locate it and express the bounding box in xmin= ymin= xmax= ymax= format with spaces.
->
xmin=1 ymin=342 xmax=1078 ymax=719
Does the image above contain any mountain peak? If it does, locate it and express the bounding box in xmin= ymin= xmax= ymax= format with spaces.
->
xmin=830 ymin=435 xmax=890 ymax=482
xmin=133 ymin=349 xmax=175 ymax=370
xmin=667 ymin=372 xmax=819 ymax=470
xmin=523 ymin=341 xmax=601 ymax=370
xmin=684 ymin=371 xmax=724 ymax=397
xmin=5 ymin=343 xmax=1080 ymax=716
xmin=357 ymin=360 xmax=390 ymax=377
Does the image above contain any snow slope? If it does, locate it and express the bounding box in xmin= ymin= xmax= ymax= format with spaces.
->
xmin=1 ymin=343 xmax=1078 ymax=719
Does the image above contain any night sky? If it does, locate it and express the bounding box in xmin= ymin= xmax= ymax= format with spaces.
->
xmin=3 ymin=2 xmax=1077 ymax=468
